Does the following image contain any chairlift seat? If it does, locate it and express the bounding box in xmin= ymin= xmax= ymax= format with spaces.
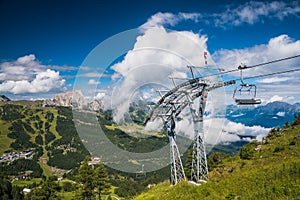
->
xmin=235 ymin=98 xmax=261 ymax=105
xmin=136 ymin=171 xmax=146 ymax=179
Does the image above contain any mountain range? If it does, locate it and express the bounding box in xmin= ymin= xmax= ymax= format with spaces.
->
xmin=42 ymin=90 xmax=104 ymax=111
xmin=2 ymin=91 xmax=299 ymax=128
xmin=226 ymin=101 xmax=300 ymax=128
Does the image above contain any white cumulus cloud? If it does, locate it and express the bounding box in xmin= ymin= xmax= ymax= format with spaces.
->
xmin=140 ymin=12 xmax=201 ymax=31
xmin=95 ymin=92 xmax=105 ymax=100
xmin=258 ymin=77 xmax=291 ymax=83
xmin=213 ymin=34 xmax=300 ymax=74
xmin=213 ymin=1 xmax=300 ymax=27
xmin=0 ymin=54 xmax=66 ymax=94
xmin=110 ymin=27 xmax=210 ymax=123
xmin=266 ymin=95 xmax=284 ymax=103
xmin=0 ymin=69 xmax=65 ymax=94
xmin=88 ymin=79 xmax=100 ymax=85
xmin=276 ymin=112 xmax=285 ymax=117
xmin=204 ymin=118 xmax=270 ymax=145
xmin=140 ymin=2 xmax=300 ymax=31
xmin=165 ymin=116 xmax=270 ymax=145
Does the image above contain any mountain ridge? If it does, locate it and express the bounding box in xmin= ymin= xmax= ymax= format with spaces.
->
xmin=226 ymin=101 xmax=300 ymax=128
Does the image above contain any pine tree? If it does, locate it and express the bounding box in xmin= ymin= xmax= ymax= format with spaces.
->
xmin=284 ymin=121 xmax=289 ymax=128
xmin=77 ymin=157 xmax=111 ymax=200
xmin=30 ymin=178 xmax=60 ymax=200
xmin=0 ymin=177 xmax=13 ymax=199
xmin=292 ymin=112 xmax=300 ymax=126
xmin=94 ymin=163 xmax=111 ymax=200
xmin=77 ymin=158 xmax=95 ymax=200
xmin=11 ymin=186 xmax=23 ymax=200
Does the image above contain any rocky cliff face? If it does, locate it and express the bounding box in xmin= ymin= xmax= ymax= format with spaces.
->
xmin=43 ymin=90 xmax=87 ymax=109
xmin=43 ymin=90 xmax=104 ymax=111
xmin=88 ymin=99 xmax=104 ymax=111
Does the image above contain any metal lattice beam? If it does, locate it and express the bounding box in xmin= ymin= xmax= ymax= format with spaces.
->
xmin=169 ymin=136 xmax=186 ymax=185
xmin=186 ymin=86 xmax=209 ymax=183
xmin=163 ymin=110 xmax=186 ymax=185
xmin=190 ymin=121 xmax=209 ymax=182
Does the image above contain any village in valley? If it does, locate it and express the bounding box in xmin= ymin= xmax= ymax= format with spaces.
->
xmin=0 ymin=149 xmax=35 ymax=163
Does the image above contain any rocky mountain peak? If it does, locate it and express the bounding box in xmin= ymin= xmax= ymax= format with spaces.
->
xmin=43 ymin=90 xmax=104 ymax=111
xmin=43 ymin=90 xmax=87 ymax=109
xmin=89 ymin=99 xmax=104 ymax=111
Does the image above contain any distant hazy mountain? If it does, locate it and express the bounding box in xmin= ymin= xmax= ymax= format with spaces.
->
xmin=226 ymin=101 xmax=300 ymax=128
xmin=128 ymin=100 xmax=153 ymax=124
xmin=127 ymin=99 xmax=300 ymax=129
xmin=293 ymin=102 xmax=300 ymax=107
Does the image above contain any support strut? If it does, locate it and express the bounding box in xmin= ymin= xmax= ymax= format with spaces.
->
xmin=164 ymin=112 xmax=186 ymax=185
xmin=188 ymin=87 xmax=209 ymax=183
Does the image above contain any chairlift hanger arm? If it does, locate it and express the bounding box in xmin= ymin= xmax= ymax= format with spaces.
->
xmin=146 ymin=78 xmax=235 ymax=123
xmin=233 ymin=70 xmax=261 ymax=105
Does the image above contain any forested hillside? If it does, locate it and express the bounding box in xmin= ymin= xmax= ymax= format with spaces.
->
xmin=0 ymin=102 xmax=171 ymax=199
xmin=1 ymin=101 xmax=299 ymax=199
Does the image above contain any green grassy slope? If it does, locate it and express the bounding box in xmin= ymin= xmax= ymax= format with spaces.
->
xmin=134 ymin=123 xmax=300 ymax=200
xmin=0 ymin=120 xmax=14 ymax=155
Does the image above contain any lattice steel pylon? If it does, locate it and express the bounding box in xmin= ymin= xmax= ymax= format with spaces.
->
xmin=187 ymin=86 xmax=209 ymax=182
xmin=146 ymin=75 xmax=235 ymax=185
xmin=164 ymin=111 xmax=186 ymax=185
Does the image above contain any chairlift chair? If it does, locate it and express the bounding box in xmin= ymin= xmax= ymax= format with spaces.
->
xmin=136 ymin=164 xmax=146 ymax=179
xmin=233 ymin=66 xmax=262 ymax=105
xmin=136 ymin=171 xmax=146 ymax=179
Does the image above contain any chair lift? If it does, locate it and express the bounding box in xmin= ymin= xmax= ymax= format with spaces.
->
xmin=233 ymin=65 xmax=262 ymax=105
xmin=136 ymin=164 xmax=146 ymax=179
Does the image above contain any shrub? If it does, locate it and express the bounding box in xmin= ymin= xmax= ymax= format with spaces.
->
xmin=289 ymin=140 xmax=296 ymax=145
xmin=62 ymin=181 xmax=76 ymax=192
xmin=239 ymin=140 xmax=259 ymax=160
xmin=208 ymin=152 xmax=230 ymax=170
xmin=274 ymin=146 xmax=285 ymax=153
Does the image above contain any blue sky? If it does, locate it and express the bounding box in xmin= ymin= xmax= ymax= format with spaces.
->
xmin=0 ymin=0 xmax=300 ymax=104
